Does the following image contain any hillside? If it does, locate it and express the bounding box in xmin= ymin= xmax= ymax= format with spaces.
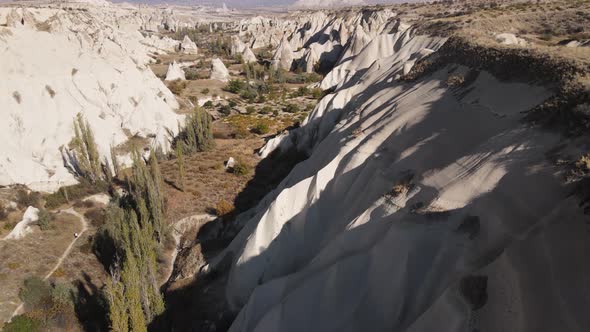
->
xmin=1 ymin=0 xmax=590 ymax=331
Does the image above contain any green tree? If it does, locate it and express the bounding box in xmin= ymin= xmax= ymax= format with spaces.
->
xmin=176 ymin=143 xmax=185 ymax=191
xmin=71 ymin=114 xmax=102 ymax=182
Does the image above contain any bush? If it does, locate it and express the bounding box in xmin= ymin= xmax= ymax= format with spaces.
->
xmin=19 ymin=276 xmax=52 ymax=310
xmin=16 ymin=189 xmax=41 ymax=208
xmin=203 ymin=100 xmax=214 ymax=108
xmin=167 ymin=80 xmax=187 ymax=95
xmin=219 ymin=104 xmax=232 ymax=115
xmin=224 ymin=80 xmax=246 ymax=94
xmin=228 ymin=100 xmax=237 ymax=108
xmin=251 ymin=123 xmax=270 ymax=135
xmin=201 ymin=88 xmax=210 ymax=94
xmin=260 ymin=106 xmax=273 ymax=114
xmin=215 ymin=199 xmax=234 ymax=216
xmin=239 ymin=88 xmax=258 ymax=102
xmin=0 ymin=202 xmax=8 ymax=220
xmin=245 ymin=106 xmax=256 ymax=114
xmin=295 ymin=86 xmax=309 ymax=97
xmin=283 ymin=103 xmax=300 ymax=113
xmin=2 ymin=315 xmax=41 ymax=332
xmin=37 ymin=208 xmax=53 ymax=231
xmin=311 ymin=88 xmax=324 ymax=99
xmin=184 ymin=68 xmax=199 ymax=80
xmin=232 ymin=160 xmax=250 ymax=176
xmin=84 ymin=207 xmax=106 ymax=227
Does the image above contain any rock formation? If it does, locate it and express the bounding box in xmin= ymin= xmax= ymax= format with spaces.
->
xmin=231 ymin=35 xmax=247 ymax=56
xmin=241 ymin=46 xmax=257 ymax=63
xmin=0 ymin=6 xmax=182 ymax=192
xmin=165 ymin=61 xmax=186 ymax=81
xmin=271 ymin=36 xmax=294 ymax=70
xmin=181 ymin=35 xmax=198 ymax=54
xmin=202 ymin=6 xmax=590 ymax=332
xmin=210 ymin=58 xmax=230 ymax=82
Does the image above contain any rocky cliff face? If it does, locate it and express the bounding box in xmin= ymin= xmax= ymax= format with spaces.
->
xmin=0 ymin=7 xmax=182 ymax=192
xmin=208 ymin=6 xmax=590 ymax=332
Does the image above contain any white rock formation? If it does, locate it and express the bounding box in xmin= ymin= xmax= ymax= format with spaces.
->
xmin=293 ymin=0 xmax=365 ymax=8
xmin=241 ymin=46 xmax=257 ymax=63
xmin=495 ymin=33 xmax=527 ymax=46
xmin=231 ymin=35 xmax=247 ymax=56
xmin=204 ymin=14 xmax=590 ymax=332
xmin=180 ymin=35 xmax=198 ymax=54
xmin=3 ymin=207 xmax=39 ymax=240
xmin=210 ymin=58 xmax=230 ymax=82
xmin=271 ymin=36 xmax=294 ymax=70
xmin=0 ymin=7 xmax=182 ymax=192
xmin=165 ymin=61 xmax=186 ymax=81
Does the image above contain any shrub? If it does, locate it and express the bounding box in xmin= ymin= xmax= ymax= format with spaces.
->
xmin=446 ymin=74 xmax=465 ymax=87
xmin=224 ymin=80 xmax=246 ymax=94
xmin=0 ymin=202 xmax=8 ymax=220
xmin=305 ymin=72 xmax=323 ymax=83
xmin=167 ymin=80 xmax=187 ymax=95
xmin=16 ymin=189 xmax=41 ymax=208
xmin=203 ymin=100 xmax=214 ymax=108
xmin=84 ymin=207 xmax=106 ymax=227
xmin=215 ymin=199 xmax=234 ymax=216
xmin=295 ymin=86 xmax=309 ymax=97
xmin=311 ymin=88 xmax=324 ymax=99
xmin=2 ymin=315 xmax=41 ymax=332
xmin=228 ymin=100 xmax=237 ymax=108
xmin=184 ymin=68 xmax=199 ymax=80
xmin=37 ymin=208 xmax=53 ymax=231
xmin=260 ymin=106 xmax=273 ymax=114
xmin=251 ymin=123 xmax=270 ymax=135
xmin=232 ymin=160 xmax=250 ymax=176
xmin=283 ymin=103 xmax=300 ymax=113
xmin=239 ymin=88 xmax=258 ymax=102
xmin=19 ymin=276 xmax=52 ymax=310
xmin=201 ymin=88 xmax=210 ymax=94
xmin=232 ymin=127 xmax=250 ymax=139
xmin=219 ymin=104 xmax=232 ymax=115
xmin=245 ymin=106 xmax=256 ymax=114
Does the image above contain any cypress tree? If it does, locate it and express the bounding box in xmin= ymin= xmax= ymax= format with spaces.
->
xmin=111 ymin=144 xmax=120 ymax=178
xmin=176 ymin=142 xmax=185 ymax=192
xmin=105 ymin=269 xmax=128 ymax=332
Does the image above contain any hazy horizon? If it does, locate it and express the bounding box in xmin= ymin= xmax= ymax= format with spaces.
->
xmin=0 ymin=0 xmax=417 ymax=9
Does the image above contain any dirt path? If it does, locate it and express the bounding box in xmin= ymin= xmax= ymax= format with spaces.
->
xmin=8 ymin=208 xmax=88 ymax=320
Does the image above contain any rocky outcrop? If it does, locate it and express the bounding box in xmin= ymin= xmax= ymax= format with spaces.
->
xmin=165 ymin=61 xmax=186 ymax=81
xmin=0 ymin=7 xmax=182 ymax=192
xmin=231 ymin=35 xmax=247 ymax=56
xmin=205 ymin=9 xmax=590 ymax=332
xmin=241 ymin=46 xmax=257 ymax=63
xmin=210 ymin=58 xmax=230 ymax=81
xmin=271 ymin=36 xmax=294 ymax=70
xmin=180 ymin=35 xmax=198 ymax=54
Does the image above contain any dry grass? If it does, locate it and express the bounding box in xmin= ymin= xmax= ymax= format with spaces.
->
xmin=161 ymin=138 xmax=264 ymax=223
xmin=0 ymin=211 xmax=82 ymax=323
